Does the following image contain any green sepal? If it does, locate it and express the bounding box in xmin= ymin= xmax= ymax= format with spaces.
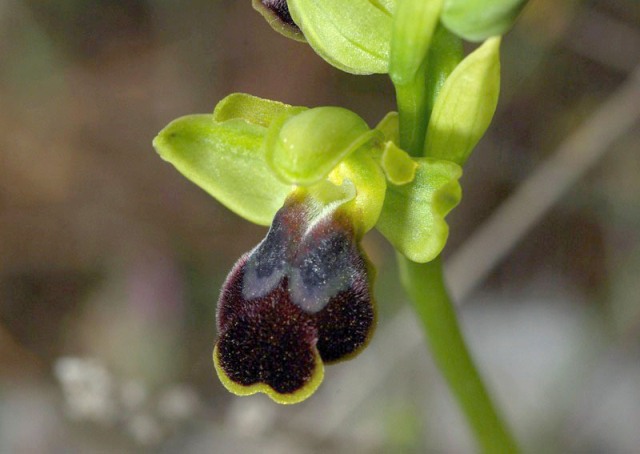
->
xmin=265 ymin=107 xmax=379 ymax=186
xmin=287 ymin=0 xmax=394 ymax=74
xmin=424 ymin=37 xmax=501 ymax=166
xmin=381 ymin=141 xmax=418 ymax=185
xmin=213 ymin=93 xmax=303 ymax=128
xmin=376 ymin=158 xmax=462 ymax=263
xmin=153 ymin=114 xmax=291 ymax=226
xmin=389 ymin=0 xmax=444 ymax=85
xmin=442 ymin=0 xmax=528 ymax=42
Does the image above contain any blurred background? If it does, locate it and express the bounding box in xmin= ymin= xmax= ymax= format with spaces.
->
xmin=1 ymin=0 xmax=639 ymax=452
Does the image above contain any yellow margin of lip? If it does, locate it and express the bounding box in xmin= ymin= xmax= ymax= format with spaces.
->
xmin=213 ymin=344 xmax=325 ymax=405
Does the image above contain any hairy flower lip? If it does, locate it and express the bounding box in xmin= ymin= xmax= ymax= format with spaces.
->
xmin=214 ymin=192 xmax=376 ymax=403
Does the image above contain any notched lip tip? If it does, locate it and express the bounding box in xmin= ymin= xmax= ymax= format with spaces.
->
xmin=213 ymin=344 xmax=325 ymax=405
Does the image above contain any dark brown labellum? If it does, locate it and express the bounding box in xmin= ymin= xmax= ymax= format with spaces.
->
xmin=214 ymin=193 xmax=375 ymax=401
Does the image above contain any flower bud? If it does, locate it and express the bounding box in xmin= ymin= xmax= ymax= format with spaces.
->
xmin=252 ymin=0 xmax=304 ymax=42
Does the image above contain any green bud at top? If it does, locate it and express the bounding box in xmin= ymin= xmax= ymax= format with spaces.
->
xmin=287 ymin=0 xmax=395 ymax=74
xmin=442 ymin=0 xmax=528 ymax=42
xmin=252 ymin=0 xmax=305 ymax=42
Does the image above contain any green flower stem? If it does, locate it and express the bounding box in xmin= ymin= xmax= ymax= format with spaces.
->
xmin=394 ymin=62 xmax=518 ymax=451
xmin=394 ymin=63 xmax=429 ymax=157
xmin=398 ymin=256 xmax=518 ymax=453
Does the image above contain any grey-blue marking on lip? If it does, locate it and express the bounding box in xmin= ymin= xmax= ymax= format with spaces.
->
xmin=242 ymin=191 xmax=359 ymax=313
xmin=242 ymin=219 xmax=290 ymax=301
xmin=290 ymin=227 xmax=355 ymax=313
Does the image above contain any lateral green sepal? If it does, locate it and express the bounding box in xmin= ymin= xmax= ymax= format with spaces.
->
xmin=153 ymin=114 xmax=291 ymax=226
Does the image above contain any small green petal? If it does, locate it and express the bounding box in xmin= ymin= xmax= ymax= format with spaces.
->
xmin=213 ymin=92 xmax=304 ymax=128
xmin=287 ymin=0 xmax=394 ymax=74
xmin=153 ymin=114 xmax=291 ymax=226
xmin=265 ymin=107 xmax=378 ymax=186
xmin=389 ymin=0 xmax=444 ymax=85
xmin=376 ymin=158 xmax=462 ymax=263
xmin=442 ymin=0 xmax=528 ymax=42
xmin=381 ymin=141 xmax=418 ymax=185
xmin=424 ymin=37 xmax=501 ymax=166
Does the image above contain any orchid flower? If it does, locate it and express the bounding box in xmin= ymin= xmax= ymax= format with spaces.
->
xmin=153 ymin=93 xmax=462 ymax=402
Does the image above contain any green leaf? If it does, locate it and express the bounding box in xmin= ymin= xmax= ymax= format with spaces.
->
xmin=424 ymin=37 xmax=501 ymax=165
xmin=389 ymin=0 xmax=444 ymax=85
xmin=376 ymin=158 xmax=462 ymax=263
xmin=153 ymin=114 xmax=291 ymax=226
xmin=265 ymin=107 xmax=378 ymax=186
xmin=442 ymin=0 xmax=528 ymax=42
xmin=213 ymin=93 xmax=304 ymax=128
xmin=287 ymin=0 xmax=394 ymax=74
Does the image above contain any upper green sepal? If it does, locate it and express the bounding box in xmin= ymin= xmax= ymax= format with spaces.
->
xmin=442 ymin=0 xmax=527 ymax=42
xmin=287 ymin=0 xmax=395 ymax=74
xmin=265 ymin=106 xmax=381 ymax=186
xmin=153 ymin=114 xmax=291 ymax=226
xmin=376 ymin=158 xmax=462 ymax=263
xmin=424 ymin=36 xmax=501 ymax=166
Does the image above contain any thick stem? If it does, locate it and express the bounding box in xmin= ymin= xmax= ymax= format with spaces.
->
xmin=394 ymin=65 xmax=429 ymax=157
xmin=398 ymin=256 xmax=518 ymax=453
